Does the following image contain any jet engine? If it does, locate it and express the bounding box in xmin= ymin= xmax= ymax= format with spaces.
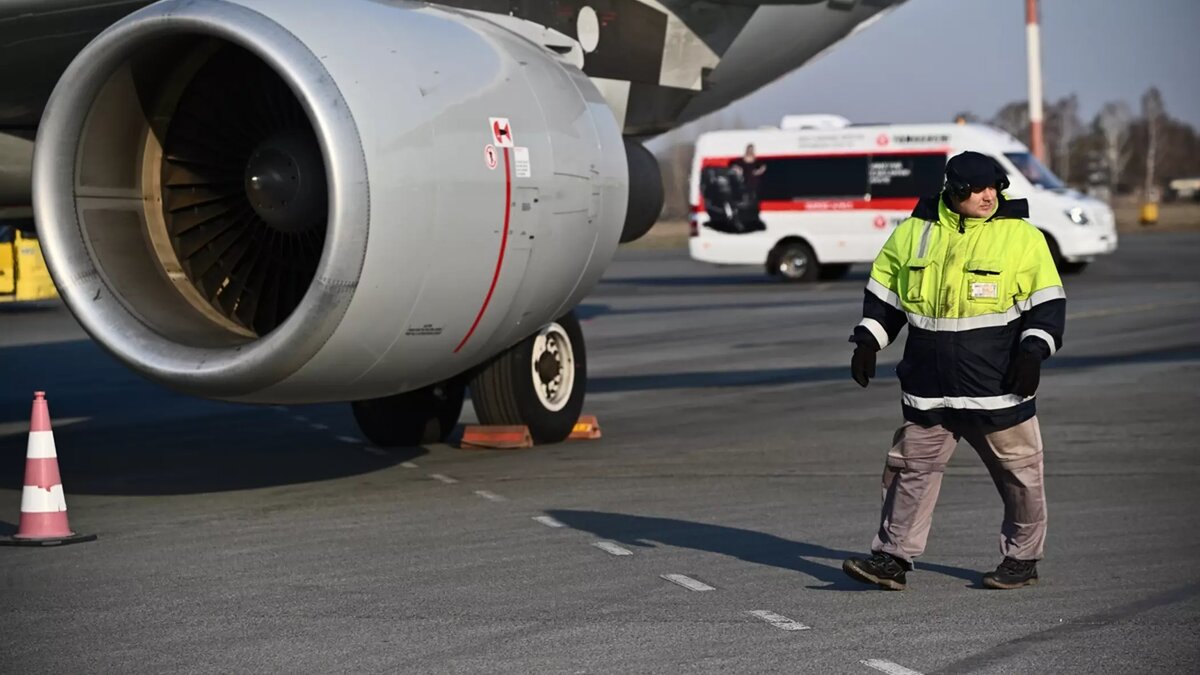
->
xmin=33 ymin=0 xmax=628 ymax=430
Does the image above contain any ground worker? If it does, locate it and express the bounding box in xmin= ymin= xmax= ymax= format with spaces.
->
xmin=842 ymin=151 xmax=1066 ymax=591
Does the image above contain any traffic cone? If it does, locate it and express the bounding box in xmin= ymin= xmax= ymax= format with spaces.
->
xmin=0 ymin=392 xmax=96 ymax=547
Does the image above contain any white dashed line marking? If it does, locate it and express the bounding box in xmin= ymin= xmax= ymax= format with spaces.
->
xmin=748 ymin=610 xmax=810 ymax=631
xmin=532 ymin=516 xmax=565 ymax=528
xmin=861 ymin=659 xmax=923 ymax=675
xmin=310 ymin=424 xmax=329 ymax=431
xmin=363 ymin=447 xmax=389 ymax=457
xmin=474 ymin=490 xmax=507 ymax=502
xmin=592 ymin=541 xmax=633 ymax=556
xmin=400 ymin=462 xmax=419 ymax=469
xmin=430 ymin=473 xmax=459 ymax=484
xmin=660 ymin=574 xmax=715 ymax=592
xmin=293 ymin=416 xmax=308 ymax=423
xmin=336 ymin=436 xmax=362 ymax=444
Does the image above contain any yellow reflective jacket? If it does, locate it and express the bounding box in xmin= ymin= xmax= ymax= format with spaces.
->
xmin=854 ymin=195 xmax=1066 ymax=428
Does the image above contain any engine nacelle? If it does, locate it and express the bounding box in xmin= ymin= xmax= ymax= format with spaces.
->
xmin=33 ymin=0 xmax=627 ymax=402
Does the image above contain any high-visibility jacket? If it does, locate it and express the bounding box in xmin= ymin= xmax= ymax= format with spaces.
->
xmin=854 ymin=194 xmax=1066 ymax=429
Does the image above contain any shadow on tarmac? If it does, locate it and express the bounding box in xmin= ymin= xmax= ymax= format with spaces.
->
xmin=575 ymin=297 xmax=848 ymax=322
xmin=597 ymin=269 xmax=869 ymax=289
xmin=600 ymin=274 xmax=775 ymax=287
xmin=2 ymin=332 xmax=1195 ymax=497
xmin=0 ymin=340 xmax=429 ymax=496
xmin=0 ymin=303 xmax=61 ymax=315
xmin=0 ymin=416 xmax=430 ymax=497
xmin=588 ymin=346 xmax=1200 ymax=393
xmin=547 ymin=510 xmax=981 ymax=590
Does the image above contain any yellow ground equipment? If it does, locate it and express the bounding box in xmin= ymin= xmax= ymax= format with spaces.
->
xmin=0 ymin=223 xmax=59 ymax=304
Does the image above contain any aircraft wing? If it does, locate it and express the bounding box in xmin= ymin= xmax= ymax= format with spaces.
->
xmin=0 ymin=1 xmax=155 ymax=128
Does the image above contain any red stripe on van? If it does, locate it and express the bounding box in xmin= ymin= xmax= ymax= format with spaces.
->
xmin=757 ymin=198 xmax=919 ymax=212
xmin=699 ymin=148 xmax=949 ymax=169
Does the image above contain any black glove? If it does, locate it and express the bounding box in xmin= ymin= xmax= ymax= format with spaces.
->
xmin=1006 ymin=349 xmax=1042 ymax=397
xmin=851 ymin=343 xmax=877 ymax=388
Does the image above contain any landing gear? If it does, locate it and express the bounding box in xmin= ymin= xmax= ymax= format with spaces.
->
xmin=469 ymin=311 xmax=586 ymax=444
xmin=351 ymin=380 xmax=465 ymax=447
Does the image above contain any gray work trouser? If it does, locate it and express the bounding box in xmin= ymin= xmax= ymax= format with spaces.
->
xmin=871 ymin=416 xmax=1046 ymax=563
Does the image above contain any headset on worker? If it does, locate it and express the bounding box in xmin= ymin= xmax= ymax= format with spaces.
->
xmin=943 ymin=153 xmax=1011 ymax=201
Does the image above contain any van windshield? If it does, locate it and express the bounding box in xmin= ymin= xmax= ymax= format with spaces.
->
xmin=1004 ymin=152 xmax=1065 ymax=190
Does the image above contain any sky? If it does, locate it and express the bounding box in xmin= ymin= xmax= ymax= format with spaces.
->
xmin=660 ymin=0 xmax=1200 ymax=141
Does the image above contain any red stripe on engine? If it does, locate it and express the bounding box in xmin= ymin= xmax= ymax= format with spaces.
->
xmin=454 ymin=146 xmax=512 ymax=354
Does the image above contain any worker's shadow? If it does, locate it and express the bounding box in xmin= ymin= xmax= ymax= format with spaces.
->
xmin=546 ymin=510 xmax=980 ymax=590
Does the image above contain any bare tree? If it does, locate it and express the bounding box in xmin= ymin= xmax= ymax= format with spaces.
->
xmin=1096 ymin=101 xmax=1133 ymax=193
xmin=1046 ymin=95 xmax=1080 ymax=181
xmin=1141 ymin=87 xmax=1164 ymax=200
xmin=990 ymin=101 xmax=1030 ymax=141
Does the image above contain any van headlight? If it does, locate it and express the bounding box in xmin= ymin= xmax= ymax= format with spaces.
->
xmin=1065 ymin=206 xmax=1090 ymax=225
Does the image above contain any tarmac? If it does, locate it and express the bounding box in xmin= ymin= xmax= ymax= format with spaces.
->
xmin=1 ymin=232 xmax=1197 ymax=674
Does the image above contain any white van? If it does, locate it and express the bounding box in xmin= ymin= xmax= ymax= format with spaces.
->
xmin=688 ymin=116 xmax=1117 ymax=281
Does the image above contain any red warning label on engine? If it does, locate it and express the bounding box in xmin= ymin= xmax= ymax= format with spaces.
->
xmin=490 ymin=118 xmax=514 ymax=147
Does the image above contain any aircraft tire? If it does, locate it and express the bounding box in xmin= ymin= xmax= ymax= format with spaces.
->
xmin=469 ymin=311 xmax=586 ymax=444
xmin=351 ymin=380 xmax=465 ymax=447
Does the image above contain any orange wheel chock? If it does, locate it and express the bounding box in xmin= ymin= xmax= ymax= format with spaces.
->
xmin=460 ymin=425 xmax=534 ymax=450
xmin=569 ymin=415 xmax=602 ymax=441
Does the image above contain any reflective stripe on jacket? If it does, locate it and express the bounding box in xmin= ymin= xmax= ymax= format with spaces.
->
xmin=855 ymin=194 xmax=1066 ymax=429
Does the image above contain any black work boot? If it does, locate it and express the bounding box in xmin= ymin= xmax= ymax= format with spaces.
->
xmin=982 ymin=557 xmax=1039 ymax=589
xmin=842 ymin=551 xmax=908 ymax=590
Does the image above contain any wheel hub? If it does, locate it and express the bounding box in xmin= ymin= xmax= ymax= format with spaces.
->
xmin=536 ymin=350 xmax=560 ymax=384
xmin=529 ymin=322 xmax=576 ymax=412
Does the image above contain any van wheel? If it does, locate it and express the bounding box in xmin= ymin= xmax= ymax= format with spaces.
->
xmin=469 ymin=311 xmax=586 ymax=444
xmin=351 ymin=380 xmax=465 ymax=447
xmin=769 ymin=241 xmax=818 ymax=282
xmin=1045 ymin=234 xmax=1089 ymax=275
xmin=818 ymin=263 xmax=851 ymax=280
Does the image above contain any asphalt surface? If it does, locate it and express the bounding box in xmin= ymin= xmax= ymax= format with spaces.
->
xmin=1 ymin=232 xmax=1198 ymax=674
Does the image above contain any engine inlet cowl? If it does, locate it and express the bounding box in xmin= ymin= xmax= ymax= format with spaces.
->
xmin=33 ymin=0 xmax=369 ymax=397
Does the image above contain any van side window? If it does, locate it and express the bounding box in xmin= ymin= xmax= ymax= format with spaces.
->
xmin=868 ymin=154 xmax=947 ymax=199
xmin=757 ymin=156 xmax=868 ymax=200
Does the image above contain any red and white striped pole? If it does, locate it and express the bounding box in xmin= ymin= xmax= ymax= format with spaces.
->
xmin=1026 ymin=0 xmax=1046 ymax=163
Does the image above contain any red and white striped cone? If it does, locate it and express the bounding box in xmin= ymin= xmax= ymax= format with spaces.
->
xmin=0 ymin=392 xmax=96 ymax=547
